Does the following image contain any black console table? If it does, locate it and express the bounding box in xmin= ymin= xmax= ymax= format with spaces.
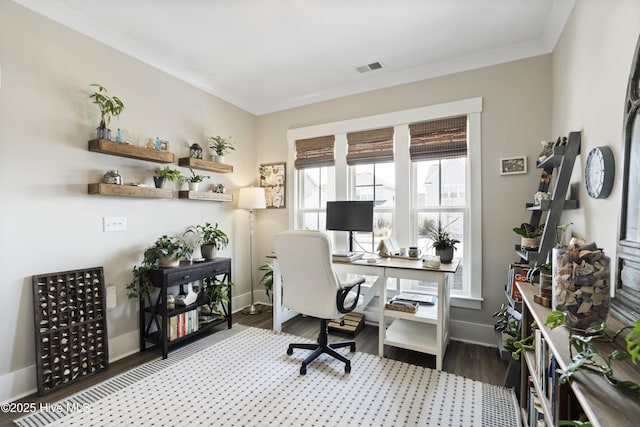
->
xmin=139 ymin=258 xmax=232 ymax=359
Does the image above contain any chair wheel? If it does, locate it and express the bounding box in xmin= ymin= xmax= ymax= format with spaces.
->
xmin=345 ymin=362 xmax=351 ymax=373
xmin=300 ymin=365 xmax=307 ymax=375
xmin=287 ymin=347 xmax=293 ymax=356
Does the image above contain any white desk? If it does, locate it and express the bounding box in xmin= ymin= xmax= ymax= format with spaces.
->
xmin=271 ymin=256 xmax=459 ymax=371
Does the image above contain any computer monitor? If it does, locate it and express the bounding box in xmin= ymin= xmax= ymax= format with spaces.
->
xmin=326 ymin=200 xmax=374 ymax=252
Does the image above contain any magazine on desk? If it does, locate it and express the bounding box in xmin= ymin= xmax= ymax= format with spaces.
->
xmin=393 ymin=292 xmax=437 ymax=305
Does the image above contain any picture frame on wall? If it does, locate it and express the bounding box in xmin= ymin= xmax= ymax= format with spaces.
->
xmin=260 ymin=162 xmax=286 ymax=208
xmin=500 ymin=156 xmax=527 ymax=175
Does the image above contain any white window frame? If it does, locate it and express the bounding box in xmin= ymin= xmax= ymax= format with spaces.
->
xmin=287 ymin=98 xmax=483 ymax=309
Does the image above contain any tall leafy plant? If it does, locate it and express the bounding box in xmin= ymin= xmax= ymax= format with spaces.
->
xmin=89 ymin=83 xmax=124 ymax=128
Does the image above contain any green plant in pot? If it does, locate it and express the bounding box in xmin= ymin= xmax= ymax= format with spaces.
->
xmin=180 ymin=168 xmax=209 ymax=191
xmin=422 ymin=218 xmax=460 ymax=263
xmin=184 ymin=222 xmax=229 ymax=259
xmin=207 ymin=136 xmax=234 ymax=163
xmin=201 ymin=276 xmax=234 ymax=317
xmin=513 ymin=222 xmax=545 ymax=250
xmin=259 ymin=261 xmax=274 ymax=301
xmin=152 ymin=166 xmax=181 ymax=189
xmin=89 ymin=83 xmax=124 ymax=140
xmin=126 ymin=235 xmax=194 ymax=299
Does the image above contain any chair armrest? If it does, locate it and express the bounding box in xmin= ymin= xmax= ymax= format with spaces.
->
xmin=336 ymin=276 xmax=365 ymax=313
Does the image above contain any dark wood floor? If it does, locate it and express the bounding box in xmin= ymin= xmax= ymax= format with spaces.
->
xmin=0 ymin=305 xmax=507 ymax=426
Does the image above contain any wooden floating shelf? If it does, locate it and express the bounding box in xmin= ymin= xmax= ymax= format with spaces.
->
xmin=178 ymin=157 xmax=233 ymax=173
xmin=88 ymin=183 xmax=173 ymax=199
xmin=178 ymin=191 xmax=233 ymax=202
xmin=525 ymin=199 xmax=579 ymax=211
xmin=88 ymin=139 xmax=175 ymax=163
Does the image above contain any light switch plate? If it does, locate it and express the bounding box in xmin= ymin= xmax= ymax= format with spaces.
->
xmin=103 ymin=216 xmax=127 ymax=232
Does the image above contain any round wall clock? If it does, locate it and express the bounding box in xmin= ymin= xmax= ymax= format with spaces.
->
xmin=585 ymin=146 xmax=615 ymax=199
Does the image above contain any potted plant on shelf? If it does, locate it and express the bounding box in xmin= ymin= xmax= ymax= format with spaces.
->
xmin=180 ymin=168 xmax=210 ymax=191
xmin=126 ymin=235 xmax=194 ymax=299
xmin=422 ymin=218 xmax=460 ymax=263
xmin=89 ymin=83 xmax=124 ymax=141
xmin=199 ymin=276 xmax=235 ymax=317
xmin=184 ymin=222 xmax=229 ymax=259
xmin=152 ymin=166 xmax=181 ymax=189
xmin=513 ymin=222 xmax=545 ymax=250
xmin=207 ymin=136 xmax=234 ymax=163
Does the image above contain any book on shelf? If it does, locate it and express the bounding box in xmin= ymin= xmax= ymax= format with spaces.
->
xmin=167 ymin=309 xmax=200 ymax=341
xmin=506 ymin=263 xmax=530 ymax=301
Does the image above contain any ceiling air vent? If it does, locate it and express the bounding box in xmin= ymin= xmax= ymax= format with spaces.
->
xmin=356 ymin=61 xmax=384 ymax=73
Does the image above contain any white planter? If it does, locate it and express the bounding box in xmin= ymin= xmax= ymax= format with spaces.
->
xmin=159 ymin=254 xmax=180 ymax=267
xmin=189 ymin=182 xmax=200 ymax=191
xmin=201 ymin=244 xmax=217 ymax=260
xmin=214 ymin=155 xmax=226 ymax=164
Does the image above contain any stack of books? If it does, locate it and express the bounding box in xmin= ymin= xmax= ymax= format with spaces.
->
xmin=332 ymin=252 xmax=363 ymax=262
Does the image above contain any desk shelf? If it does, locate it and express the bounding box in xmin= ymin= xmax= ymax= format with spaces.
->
xmin=383 ymin=302 xmax=438 ymax=324
xmin=384 ymin=319 xmax=438 ymax=354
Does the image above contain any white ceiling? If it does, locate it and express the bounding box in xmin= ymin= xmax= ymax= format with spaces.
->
xmin=14 ymin=0 xmax=575 ymax=115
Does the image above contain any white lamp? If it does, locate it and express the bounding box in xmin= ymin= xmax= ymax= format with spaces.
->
xmin=238 ymin=187 xmax=267 ymax=315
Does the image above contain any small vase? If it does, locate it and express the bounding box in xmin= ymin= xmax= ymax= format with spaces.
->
xmin=153 ymin=176 xmax=166 ymax=189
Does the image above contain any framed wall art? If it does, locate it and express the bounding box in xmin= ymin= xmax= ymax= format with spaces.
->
xmin=260 ymin=162 xmax=286 ymax=208
xmin=499 ymin=156 xmax=527 ymax=175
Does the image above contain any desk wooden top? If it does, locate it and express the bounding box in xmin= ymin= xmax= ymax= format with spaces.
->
xmin=267 ymin=252 xmax=459 ymax=274
xmin=337 ymin=256 xmax=459 ymax=273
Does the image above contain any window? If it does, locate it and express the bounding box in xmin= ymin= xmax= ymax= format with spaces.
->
xmin=410 ymin=116 xmax=468 ymax=294
xmin=296 ymin=166 xmax=335 ymax=231
xmin=352 ymin=163 xmax=395 ymax=252
xmin=288 ymin=98 xmax=482 ymax=308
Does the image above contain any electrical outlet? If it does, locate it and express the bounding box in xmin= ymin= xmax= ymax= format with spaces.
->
xmin=103 ymin=216 xmax=127 ymax=232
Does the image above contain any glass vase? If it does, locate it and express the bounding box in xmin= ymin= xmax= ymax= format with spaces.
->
xmin=552 ymin=246 xmax=611 ymax=332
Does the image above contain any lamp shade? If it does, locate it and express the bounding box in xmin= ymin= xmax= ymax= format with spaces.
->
xmin=238 ymin=187 xmax=266 ymax=209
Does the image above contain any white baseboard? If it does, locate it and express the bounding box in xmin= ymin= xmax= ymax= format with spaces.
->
xmin=449 ymin=318 xmax=496 ymax=347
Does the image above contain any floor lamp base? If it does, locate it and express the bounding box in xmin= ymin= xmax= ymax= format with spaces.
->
xmin=242 ymin=304 xmax=262 ymax=315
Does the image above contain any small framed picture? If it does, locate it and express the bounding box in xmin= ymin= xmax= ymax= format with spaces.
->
xmin=260 ymin=162 xmax=286 ymax=208
xmin=159 ymin=140 xmax=170 ymax=151
xmin=500 ymin=156 xmax=527 ymax=175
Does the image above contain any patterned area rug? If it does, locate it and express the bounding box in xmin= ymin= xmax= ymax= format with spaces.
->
xmin=16 ymin=325 xmax=519 ymax=426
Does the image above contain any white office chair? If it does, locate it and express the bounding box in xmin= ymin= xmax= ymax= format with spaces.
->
xmin=274 ymin=230 xmax=365 ymax=375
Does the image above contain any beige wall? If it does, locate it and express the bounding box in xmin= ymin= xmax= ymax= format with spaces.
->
xmin=552 ymin=0 xmax=640 ymax=253
xmin=256 ymin=55 xmax=553 ymax=334
xmin=0 ymin=1 xmax=257 ymax=401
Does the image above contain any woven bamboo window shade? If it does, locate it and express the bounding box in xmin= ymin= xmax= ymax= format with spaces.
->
xmin=409 ymin=116 xmax=467 ymax=161
xmin=346 ymin=127 xmax=394 ymax=165
xmin=294 ymin=135 xmax=335 ymax=169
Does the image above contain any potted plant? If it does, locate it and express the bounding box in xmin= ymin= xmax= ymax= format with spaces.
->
xmin=200 ymin=277 xmax=234 ymax=317
xmin=184 ymin=222 xmax=229 ymax=259
xmin=89 ymin=83 xmax=124 ymax=141
xmin=152 ymin=166 xmax=182 ymax=189
xmin=208 ymin=135 xmax=234 ymax=163
xmin=513 ymin=222 xmax=545 ymax=249
xmin=259 ymin=261 xmax=274 ymax=301
xmin=180 ymin=168 xmax=210 ymax=191
xmin=422 ymin=218 xmax=460 ymax=263
xmin=126 ymin=235 xmax=194 ymax=299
